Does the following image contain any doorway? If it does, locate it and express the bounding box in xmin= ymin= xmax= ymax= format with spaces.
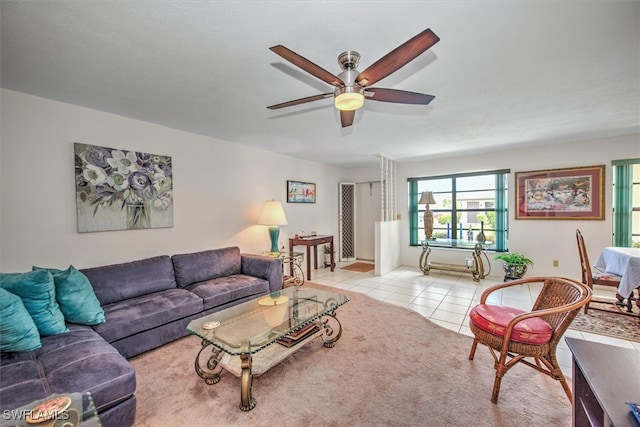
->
xmin=339 ymin=182 xmax=356 ymax=262
xmin=355 ymin=181 xmax=381 ymax=261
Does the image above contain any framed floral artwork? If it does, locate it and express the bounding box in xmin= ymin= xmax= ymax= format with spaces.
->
xmin=74 ymin=142 xmax=174 ymax=232
xmin=515 ymin=165 xmax=605 ymax=220
xmin=287 ymin=180 xmax=316 ymax=203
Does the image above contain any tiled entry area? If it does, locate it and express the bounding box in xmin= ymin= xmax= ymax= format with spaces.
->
xmin=311 ymin=262 xmax=640 ymax=379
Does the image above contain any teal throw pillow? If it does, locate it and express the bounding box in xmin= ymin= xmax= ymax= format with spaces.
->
xmin=33 ymin=266 xmax=105 ymax=325
xmin=0 ymin=270 xmax=68 ymax=336
xmin=0 ymin=288 xmax=42 ymax=352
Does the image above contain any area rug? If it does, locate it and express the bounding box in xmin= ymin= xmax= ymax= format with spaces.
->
xmin=341 ymin=262 xmax=374 ymax=272
xmin=130 ymin=284 xmax=571 ymax=427
xmin=570 ymin=300 xmax=640 ymax=343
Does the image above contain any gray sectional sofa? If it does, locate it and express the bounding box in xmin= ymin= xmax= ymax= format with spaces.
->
xmin=0 ymin=246 xmax=282 ymax=427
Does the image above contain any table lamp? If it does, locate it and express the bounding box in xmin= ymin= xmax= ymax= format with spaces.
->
xmin=257 ymin=200 xmax=288 ymax=254
xmin=419 ymin=191 xmax=436 ymax=240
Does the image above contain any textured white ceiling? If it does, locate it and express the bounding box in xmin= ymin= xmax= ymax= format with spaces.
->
xmin=1 ymin=1 xmax=638 ymax=168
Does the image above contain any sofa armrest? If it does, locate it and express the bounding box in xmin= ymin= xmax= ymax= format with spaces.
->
xmin=241 ymin=254 xmax=283 ymax=293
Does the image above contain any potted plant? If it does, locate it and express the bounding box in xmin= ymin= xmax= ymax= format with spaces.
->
xmin=323 ymin=244 xmax=333 ymax=267
xmin=494 ymin=252 xmax=534 ymax=281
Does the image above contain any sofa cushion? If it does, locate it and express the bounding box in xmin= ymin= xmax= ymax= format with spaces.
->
xmin=92 ymin=289 xmax=203 ymax=343
xmin=469 ymin=304 xmax=553 ymax=345
xmin=81 ymin=255 xmax=177 ymax=305
xmin=0 ymin=325 xmax=135 ymax=416
xmin=0 ymin=288 xmax=42 ymax=352
xmin=0 ymin=270 xmax=68 ymax=336
xmin=172 ymin=247 xmax=242 ymax=288
xmin=33 ymin=266 xmax=105 ymax=326
xmin=185 ymin=274 xmax=269 ymax=310
xmin=0 ymin=350 xmax=48 ymax=410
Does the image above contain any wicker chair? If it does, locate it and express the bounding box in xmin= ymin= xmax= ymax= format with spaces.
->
xmin=576 ymin=229 xmax=637 ymax=315
xmin=468 ymin=276 xmax=591 ymax=404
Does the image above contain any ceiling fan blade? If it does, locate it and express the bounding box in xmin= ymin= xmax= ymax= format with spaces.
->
xmin=270 ymin=45 xmax=345 ymax=87
xmin=340 ymin=110 xmax=355 ymax=128
xmin=364 ymin=88 xmax=435 ymax=105
xmin=267 ymin=93 xmax=333 ymax=110
xmin=355 ymin=28 xmax=440 ymax=87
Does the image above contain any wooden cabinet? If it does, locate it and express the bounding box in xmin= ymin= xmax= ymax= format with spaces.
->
xmin=565 ymin=338 xmax=640 ymax=427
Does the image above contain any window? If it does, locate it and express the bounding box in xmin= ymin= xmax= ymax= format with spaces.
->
xmin=613 ymin=159 xmax=640 ymax=248
xmin=408 ymin=170 xmax=509 ymax=251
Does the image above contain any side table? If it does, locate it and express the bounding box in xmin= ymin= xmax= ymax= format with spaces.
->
xmin=565 ymin=337 xmax=640 ymax=427
xmin=289 ymin=235 xmax=334 ymax=281
xmin=262 ymin=251 xmax=305 ymax=287
xmin=0 ymin=392 xmax=100 ymax=426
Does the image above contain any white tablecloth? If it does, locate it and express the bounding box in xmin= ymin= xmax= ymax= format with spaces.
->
xmin=594 ymin=247 xmax=640 ymax=298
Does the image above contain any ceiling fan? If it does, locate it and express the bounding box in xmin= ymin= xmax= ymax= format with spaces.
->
xmin=267 ymin=28 xmax=440 ymax=128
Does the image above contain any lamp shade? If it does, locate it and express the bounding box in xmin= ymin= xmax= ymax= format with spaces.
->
xmin=418 ymin=191 xmax=436 ymax=205
xmin=257 ymin=201 xmax=288 ymax=226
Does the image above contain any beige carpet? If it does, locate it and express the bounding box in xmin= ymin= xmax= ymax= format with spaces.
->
xmin=341 ymin=262 xmax=375 ymax=272
xmin=130 ymin=284 xmax=571 ymax=426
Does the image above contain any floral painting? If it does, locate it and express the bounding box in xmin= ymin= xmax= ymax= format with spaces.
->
xmin=515 ymin=165 xmax=604 ymax=220
xmin=74 ymin=143 xmax=173 ymax=232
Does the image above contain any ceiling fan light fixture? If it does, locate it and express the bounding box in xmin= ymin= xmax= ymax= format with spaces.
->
xmin=334 ymin=86 xmax=364 ymax=111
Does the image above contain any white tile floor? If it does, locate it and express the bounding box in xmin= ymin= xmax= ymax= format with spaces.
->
xmin=310 ymin=261 xmax=640 ymax=379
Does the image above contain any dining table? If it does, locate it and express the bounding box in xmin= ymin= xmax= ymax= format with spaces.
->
xmin=593 ymin=247 xmax=640 ymax=299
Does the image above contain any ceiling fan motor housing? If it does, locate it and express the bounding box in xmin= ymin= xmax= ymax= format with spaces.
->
xmin=338 ymin=50 xmax=361 ymax=70
xmin=335 ymin=51 xmax=365 ymax=110
xmin=333 ymin=70 xmax=364 ymax=111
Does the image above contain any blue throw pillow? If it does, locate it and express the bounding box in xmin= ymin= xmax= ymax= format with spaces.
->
xmin=0 ymin=288 xmax=42 ymax=352
xmin=0 ymin=270 xmax=68 ymax=336
xmin=33 ymin=266 xmax=105 ymax=325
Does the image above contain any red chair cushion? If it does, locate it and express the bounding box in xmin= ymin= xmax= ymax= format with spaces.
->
xmin=592 ymin=267 xmax=621 ymax=284
xmin=469 ymin=304 xmax=553 ymax=345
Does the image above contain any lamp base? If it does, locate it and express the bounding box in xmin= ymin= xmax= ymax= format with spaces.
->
xmin=424 ymin=209 xmax=434 ymax=240
xmin=268 ymin=226 xmax=280 ymax=253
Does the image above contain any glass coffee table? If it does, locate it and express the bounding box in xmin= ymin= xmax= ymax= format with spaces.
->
xmin=187 ymin=286 xmax=349 ymax=411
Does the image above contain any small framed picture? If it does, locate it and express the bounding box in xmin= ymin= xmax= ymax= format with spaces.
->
xmin=287 ymin=180 xmax=316 ymax=203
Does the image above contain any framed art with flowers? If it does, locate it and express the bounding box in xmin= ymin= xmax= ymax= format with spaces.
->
xmin=515 ymin=164 xmax=605 ymax=220
xmin=74 ymin=142 xmax=174 ymax=232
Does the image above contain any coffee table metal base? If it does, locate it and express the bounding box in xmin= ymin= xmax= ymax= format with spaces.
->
xmin=239 ymin=354 xmax=256 ymax=411
xmin=193 ymin=313 xmax=342 ymax=411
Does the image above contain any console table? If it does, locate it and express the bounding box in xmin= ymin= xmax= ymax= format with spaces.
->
xmin=419 ymin=241 xmax=488 ymax=282
xmin=289 ymin=235 xmax=334 ymax=281
xmin=566 ymin=338 xmax=640 ymax=427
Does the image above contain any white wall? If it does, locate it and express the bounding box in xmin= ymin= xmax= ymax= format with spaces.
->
xmin=0 ymin=90 xmax=342 ymax=271
xmin=3 ymin=89 xmax=638 ymax=281
xmin=375 ymin=220 xmax=401 ymax=275
xmin=391 ymin=135 xmax=640 ymax=279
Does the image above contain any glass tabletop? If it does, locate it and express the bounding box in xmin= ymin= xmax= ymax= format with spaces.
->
xmin=421 ymin=239 xmax=491 ymax=250
xmin=187 ymin=287 xmax=348 ymax=356
xmin=262 ymin=250 xmax=304 ymax=259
